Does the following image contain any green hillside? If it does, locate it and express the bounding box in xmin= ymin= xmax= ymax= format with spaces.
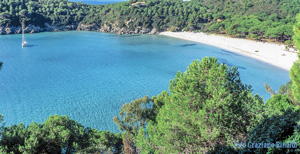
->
xmin=1 ymin=0 xmax=300 ymax=43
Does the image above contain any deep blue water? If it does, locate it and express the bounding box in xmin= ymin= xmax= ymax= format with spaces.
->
xmin=0 ymin=31 xmax=290 ymax=132
xmin=69 ymin=0 xmax=125 ymax=5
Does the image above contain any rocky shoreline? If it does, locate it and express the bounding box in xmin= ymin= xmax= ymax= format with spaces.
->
xmin=0 ymin=22 xmax=159 ymax=35
xmin=0 ymin=23 xmax=77 ymax=35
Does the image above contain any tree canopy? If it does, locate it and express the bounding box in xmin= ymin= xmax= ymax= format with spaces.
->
xmin=1 ymin=0 xmax=300 ymax=42
xmin=0 ymin=115 xmax=122 ymax=154
xmin=136 ymin=57 xmax=265 ymax=153
xmin=291 ymin=14 xmax=300 ymax=103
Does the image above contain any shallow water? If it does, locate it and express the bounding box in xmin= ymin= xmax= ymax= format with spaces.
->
xmin=0 ymin=31 xmax=290 ymax=132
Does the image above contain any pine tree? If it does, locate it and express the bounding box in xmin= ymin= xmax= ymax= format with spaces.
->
xmin=290 ymin=55 xmax=300 ymax=103
xmin=137 ymin=57 xmax=265 ymax=153
xmin=113 ymin=96 xmax=154 ymax=154
xmin=291 ymin=14 xmax=300 ymax=103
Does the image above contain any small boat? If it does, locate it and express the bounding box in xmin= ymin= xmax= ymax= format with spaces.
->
xmin=22 ymin=22 xmax=28 ymax=48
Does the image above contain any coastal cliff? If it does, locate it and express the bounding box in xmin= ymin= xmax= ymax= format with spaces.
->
xmin=1 ymin=23 xmax=79 ymax=35
xmin=95 ymin=19 xmax=159 ymax=35
xmin=0 ymin=23 xmax=77 ymax=35
xmin=0 ymin=22 xmax=159 ymax=35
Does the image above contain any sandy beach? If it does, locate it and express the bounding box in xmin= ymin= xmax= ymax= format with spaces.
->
xmin=159 ymin=32 xmax=299 ymax=71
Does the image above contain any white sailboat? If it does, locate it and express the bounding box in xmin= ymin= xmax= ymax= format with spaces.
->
xmin=22 ymin=22 xmax=28 ymax=48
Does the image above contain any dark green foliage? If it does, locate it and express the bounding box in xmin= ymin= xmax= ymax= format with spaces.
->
xmin=96 ymin=0 xmax=298 ymax=41
xmin=208 ymin=16 xmax=300 ymax=154
xmin=0 ymin=115 xmax=122 ymax=154
xmin=1 ymin=0 xmax=299 ymax=42
xmin=0 ymin=123 xmax=28 ymax=154
xmin=151 ymin=91 xmax=169 ymax=122
xmin=265 ymin=94 xmax=298 ymax=116
xmin=207 ymin=144 xmax=239 ymax=154
xmin=0 ymin=0 xmax=103 ymax=27
xmin=113 ymin=95 xmax=165 ymax=153
xmin=290 ymin=54 xmax=300 ymax=103
xmin=113 ymin=96 xmax=154 ymax=134
xmin=278 ymin=81 xmax=293 ymax=95
xmin=136 ymin=57 xmax=265 ymax=153
xmin=113 ymin=96 xmax=153 ymax=153
xmin=264 ymin=80 xmax=299 ymax=106
xmin=243 ymin=109 xmax=300 ymax=154
xmin=265 ymin=81 xmax=294 ymax=96
xmin=83 ymin=130 xmax=123 ymax=153
xmin=293 ymin=14 xmax=300 ymax=49
xmin=291 ymin=14 xmax=300 ymax=103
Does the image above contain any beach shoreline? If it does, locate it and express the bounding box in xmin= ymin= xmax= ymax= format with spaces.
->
xmin=159 ymin=31 xmax=299 ymax=71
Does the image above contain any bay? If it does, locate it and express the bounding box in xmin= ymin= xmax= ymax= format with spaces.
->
xmin=0 ymin=31 xmax=290 ymax=132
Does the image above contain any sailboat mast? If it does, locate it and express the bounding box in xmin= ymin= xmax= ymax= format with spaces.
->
xmin=22 ymin=22 xmax=25 ymax=43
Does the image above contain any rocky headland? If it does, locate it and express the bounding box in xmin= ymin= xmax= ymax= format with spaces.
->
xmin=0 ymin=21 xmax=159 ymax=35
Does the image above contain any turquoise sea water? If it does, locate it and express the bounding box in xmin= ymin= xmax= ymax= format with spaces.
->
xmin=0 ymin=31 xmax=290 ymax=132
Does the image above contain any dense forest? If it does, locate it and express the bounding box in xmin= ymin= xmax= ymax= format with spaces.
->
xmin=0 ymin=0 xmax=102 ymax=26
xmin=1 ymin=0 xmax=300 ymax=43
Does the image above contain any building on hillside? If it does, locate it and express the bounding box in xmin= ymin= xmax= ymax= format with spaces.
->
xmin=131 ymin=1 xmax=146 ymax=6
